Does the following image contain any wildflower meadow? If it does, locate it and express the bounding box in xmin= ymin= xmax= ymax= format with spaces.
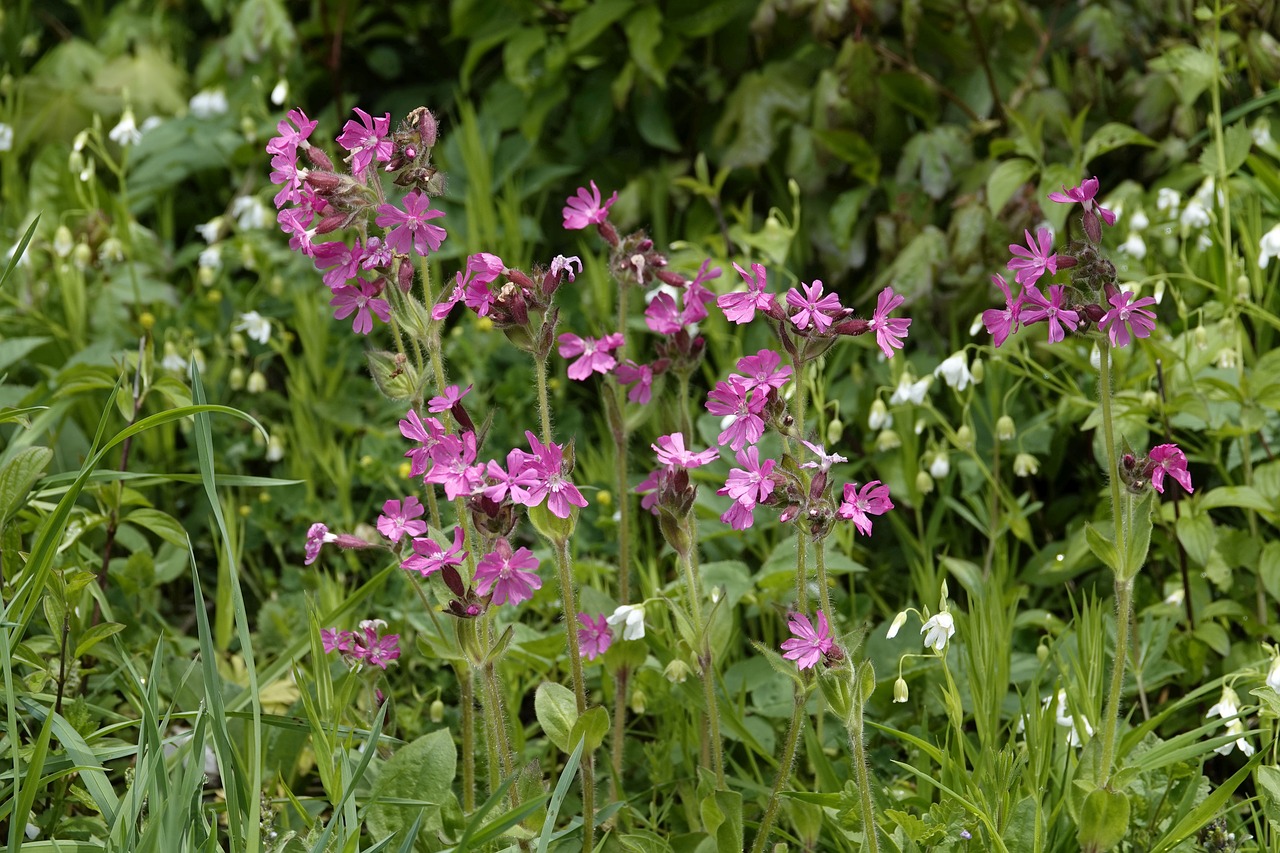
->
xmin=3 ymin=1 xmax=1280 ymax=851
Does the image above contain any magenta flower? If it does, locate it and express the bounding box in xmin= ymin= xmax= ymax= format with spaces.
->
xmin=518 ymin=431 xmax=588 ymax=519
xmin=1098 ymin=290 xmax=1158 ymax=348
xmin=266 ymin=108 xmax=317 ymax=157
xmin=277 ymin=206 xmax=318 ymax=255
xmin=577 ymin=613 xmax=614 ymax=661
xmin=722 ymin=446 xmax=776 ymax=505
xmin=785 ymin=280 xmax=844 ymax=333
xmin=719 ymin=500 xmax=756 ymax=531
xmin=475 ymin=538 xmax=542 ymax=606
xmin=562 ymin=180 xmax=617 ymax=230
xmin=1006 ymin=228 xmax=1061 ymax=287
xmin=335 ymin=108 xmax=393 ymax=177
xmin=982 ymin=274 xmax=1023 ymax=348
xmin=376 ymin=496 xmax=427 ymax=543
xmin=1048 ymin=176 xmax=1118 ymax=243
xmin=428 ymin=383 xmax=472 ymax=413
xmin=799 ymin=440 xmax=848 ymax=472
xmin=868 ymin=287 xmax=911 ymax=358
xmin=482 ymin=449 xmax=534 ymax=504
xmin=268 ymin=148 xmax=306 ymax=209
xmin=352 ymin=620 xmax=401 ymax=669
xmin=376 ymin=190 xmax=447 ymax=257
xmin=313 ymin=240 xmax=364 ymax=290
xmin=652 ymin=433 xmax=719 ymax=469
xmin=1148 ymin=444 xmax=1193 ymax=494
xmin=402 ymin=526 xmax=467 ymax=577
xmin=614 ymin=360 xmax=657 ymax=404
xmin=424 ymin=431 xmax=485 ymax=499
xmin=780 ymin=612 xmax=834 ymax=670
xmin=718 ymin=262 xmax=778 ymax=324
xmin=644 ymin=292 xmax=684 ymax=335
xmin=558 ymin=332 xmax=625 ymax=381
xmin=705 ymin=378 xmax=767 ymax=451
xmin=321 ymin=627 xmax=353 ymax=654
xmin=305 ymin=522 xmax=336 ymax=565
xmin=1019 ymin=285 xmax=1080 ymax=344
xmin=732 ymin=349 xmax=793 ymax=393
xmin=837 ymin=480 xmax=894 ymax=536
xmin=400 ymin=410 xmax=447 ymax=477
xmin=330 ymin=279 xmax=392 ymax=335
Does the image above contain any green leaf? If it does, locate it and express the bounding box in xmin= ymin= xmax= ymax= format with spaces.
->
xmin=125 ymin=508 xmax=189 ymax=548
xmin=534 ymin=682 xmax=579 ymax=753
xmin=1198 ymin=120 xmax=1252 ymax=177
xmin=74 ymin=621 xmax=126 ymax=658
xmin=624 ymin=5 xmax=666 ymax=87
xmin=567 ymin=0 xmax=633 ymax=52
xmin=986 ymin=158 xmax=1036 ymax=215
xmin=1259 ymin=541 xmax=1280 ymax=603
xmin=0 ymin=215 xmax=39 ymax=292
xmin=1150 ymin=750 xmax=1263 ymax=853
xmin=0 ymin=446 xmax=53 ymax=522
xmin=1175 ymin=513 xmax=1215 ymax=565
xmin=1122 ymin=491 xmax=1155 ymax=580
xmin=1199 ymin=486 xmax=1273 ymax=513
xmin=1084 ymin=523 xmax=1122 ymax=575
xmin=1077 ymin=787 xmax=1130 ymax=851
xmin=568 ymin=705 xmax=609 ymax=753
xmin=0 ymin=336 xmax=50 ymax=375
xmin=1193 ymin=621 xmax=1230 ymax=656
xmin=812 ymin=128 xmax=880 ymax=184
xmin=699 ymin=789 xmax=743 ymax=851
xmin=1082 ymin=122 xmax=1155 ymax=166
xmin=365 ymin=729 xmax=455 ymax=840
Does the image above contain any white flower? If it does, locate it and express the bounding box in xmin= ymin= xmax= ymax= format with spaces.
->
xmin=188 ymin=88 xmax=228 ymax=119
xmin=1090 ymin=344 xmax=1102 ymax=371
xmin=198 ymin=245 xmax=222 ymax=271
xmin=893 ymin=677 xmax=909 ymax=703
xmin=1013 ymin=453 xmax=1039 ymax=478
xmin=1259 ymin=223 xmax=1280 ymax=270
xmin=868 ymin=398 xmax=892 ymax=430
xmin=196 ymin=218 xmax=223 ymax=244
xmin=920 ymin=611 xmax=955 ymax=652
xmin=1267 ymin=656 xmax=1280 ymax=694
xmin=52 ymin=226 xmax=74 ymax=258
xmin=886 ymin=611 xmax=908 ymax=639
xmin=161 ymin=342 xmax=186 ymax=374
xmin=0 ymin=123 xmax=13 ymax=152
xmin=889 ymin=373 xmax=930 ymax=406
xmin=1156 ymin=187 xmax=1181 ymax=216
xmin=607 ymin=604 xmax=646 ymax=641
xmin=270 ymin=79 xmax=289 ymax=106
xmin=1253 ymin=121 xmax=1273 ymax=148
xmin=246 ymin=370 xmax=267 ymax=394
xmin=1207 ymin=687 xmax=1253 ymax=756
xmin=933 ymin=353 xmax=973 ymax=391
xmin=266 ymin=434 xmax=285 ymax=462
xmin=231 ymin=196 xmax=269 ymax=230
xmin=109 ymin=108 xmax=142 ymax=147
xmin=1206 ymin=686 xmax=1241 ymax=721
xmin=1054 ymin=689 xmax=1094 ymax=748
xmin=1128 ymin=209 xmax=1150 ymax=232
xmin=1163 ymin=587 xmax=1185 ymax=606
xmin=929 ymin=452 xmax=950 ymax=479
xmin=1180 ymin=198 xmax=1211 ymax=229
xmin=1118 ymin=233 xmax=1147 ymax=259
xmin=875 ymin=429 xmax=901 ymax=452
xmin=234 ymin=311 xmax=271 ymax=345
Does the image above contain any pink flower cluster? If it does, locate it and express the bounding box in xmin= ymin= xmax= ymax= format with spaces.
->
xmin=322 ymin=619 xmax=401 ymax=670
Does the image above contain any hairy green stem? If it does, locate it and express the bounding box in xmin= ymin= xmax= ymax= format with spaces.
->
xmin=848 ymin=666 xmax=880 ymax=853
xmin=679 ymin=548 xmax=724 ymax=787
xmin=459 ymin=666 xmax=476 ymax=812
xmin=750 ymin=686 xmax=805 ymax=853
xmin=554 ymin=537 xmax=595 ymax=850
xmin=814 ymin=538 xmax=833 ymax=627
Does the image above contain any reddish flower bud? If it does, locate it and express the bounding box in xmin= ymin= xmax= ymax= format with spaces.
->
xmin=305 ymin=146 xmax=334 ymax=171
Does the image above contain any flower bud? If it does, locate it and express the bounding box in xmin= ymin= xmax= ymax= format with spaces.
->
xmin=100 ymin=237 xmax=124 ymax=263
xmin=893 ymin=677 xmax=909 ymax=703
xmin=265 ymin=435 xmax=285 ymax=462
xmin=1141 ymin=390 xmax=1159 ymax=409
xmin=875 ymin=429 xmax=901 ymax=452
xmin=996 ymin=415 xmax=1016 ymax=442
xmin=53 ymin=225 xmax=74 ymax=258
xmin=970 ymin=357 xmax=984 ymax=384
xmin=630 ymin=689 xmax=646 ymax=715
xmin=868 ymin=398 xmax=891 ymax=430
xmin=228 ymin=366 xmax=246 ymax=390
xmin=954 ymin=425 xmax=973 ymax=450
xmin=1193 ymin=325 xmax=1208 ymax=351
xmin=915 ymin=470 xmax=934 ymax=494
xmin=596 ymin=489 xmax=613 ymax=507
xmin=138 ymin=311 xmax=155 ymax=331
xmin=929 ymin=452 xmax=950 ymax=479
xmin=247 ymin=370 xmax=267 ymax=394
xmin=1235 ymin=274 xmax=1250 ymax=301
xmin=1013 ymin=452 xmax=1040 ymax=477
xmin=664 ymin=659 xmax=692 ymax=684
xmin=1036 ymin=642 xmax=1049 ymax=662
xmin=826 ymin=417 xmax=843 ymax=445
xmin=430 ymin=698 xmax=445 ymax=723
xmin=72 ymin=241 xmax=92 ymax=268
xmin=1090 ymin=344 xmax=1102 ymax=370
xmin=886 ymin=611 xmax=908 ymax=639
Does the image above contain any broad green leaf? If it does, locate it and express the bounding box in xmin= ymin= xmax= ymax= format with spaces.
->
xmin=1199 ymin=486 xmax=1273 ymax=513
xmin=568 ymin=705 xmax=609 ymax=753
xmin=74 ymin=622 xmax=126 ymax=658
xmin=1082 ymin=122 xmax=1155 ymax=166
xmin=535 ymin=681 xmax=579 ymax=753
xmin=1175 ymin=513 xmax=1215 ymax=566
xmin=700 ymin=789 xmax=742 ymax=851
xmin=125 ymin=508 xmax=188 ymax=548
xmin=812 ymin=128 xmax=880 ymax=184
xmin=567 ymin=0 xmax=633 ymax=51
xmin=1077 ymin=787 xmax=1130 ymax=851
xmin=0 ymin=446 xmax=53 ymax=522
xmin=1198 ymin=120 xmax=1252 ymax=177
xmin=1084 ymin=523 xmax=1122 ymax=575
xmin=365 ymin=729 xmax=455 ymax=840
xmin=624 ymin=5 xmax=666 ymax=87
xmin=1122 ymin=491 xmax=1155 ymax=580
xmin=1259 ymin=541 xmax=1280 ymax=603
xmin=986 ymin=158 xmax=1037 ymax=215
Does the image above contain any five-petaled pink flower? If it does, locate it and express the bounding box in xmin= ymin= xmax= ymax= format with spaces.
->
xmin=705 ymin=378 xmax=767 ymax=451
xmin=376 ymin=190 xmax=447 ymax=257
xmin=799 ymin=440 xmax=848 ymax=473
xmin=653 ymin=433 xmax=719 ymax=469
xmin=1020 ymin=285 xmax=1080 ymax=344
xmin=722 ymin=446 xmax=776 ymax=506
xmin=614 ymin=360 xmax=657 ymax=404
xmin=837 ymin=480 xmax=894 ymax=536
xmin=982 ymin=274 xmax=1023 ymax=348
xmin=424 ymin=431 xmax=485 ymax=499
xmin=577 ymin=613 xmax=614 ymax=661
xmin=475 ymin=538 xmax=542 ymax=606
xmin=351 ymin=619 xmax=401 ymax=669
xmin=1099 ymin=290 xmax=1158 ymax=348
xmin=868 ymin=287 xmax=912 ymax=358
xmin=428 ymin=384 xmax=472 ymax=413
xmin=402 ymin=526 xmax=468 ymax=577
xmin=1007 ymin=228 xmax=1061 ymax=287
xmin=558 ymin=332 xmax=625 ymax=381
xmin=785 ymin=280 xmax=844 ymax=333
xmin=1048 ymin=176 xmax=1118 ymax=243
xmin=781 ymin=612 xmax=834 ymax=670
xmin=305 ymin=522 xmax=336 ymax=565
xmin=1147 ymin=444 xmax=1193 ymax=494
xmin=335 ymin=108 xmax=393 ymax=177
xmin=266 ymin=108 xmax=318 ymax=157
xmin=718 ymin=263 xmax=778 ymax=324
xmin=330 ymin=279 xmax=392 ymax=335
xmin=732 ymin=349 xmax=793 ymax=393
xmin=562 ymin=180 xmax=617 ymax=230
xmin=400 ymin=410 xmax=447 ymax=477
xmin=518 ymin=431 xmax=588 ymax=519
xmin=376 ymin=496 xmax=427 ymax=543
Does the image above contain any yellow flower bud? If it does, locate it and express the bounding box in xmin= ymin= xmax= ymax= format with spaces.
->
xmin=398 ymin=461 xmax=413 ymax=479
xmin=596 ymin=489 xmax=613 ymax=507
xmin=138 ymin=311 xmax=156 ymax=331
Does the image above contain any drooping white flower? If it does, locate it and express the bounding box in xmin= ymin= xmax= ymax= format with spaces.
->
xmin=234 ymin=310 xmax=272 ymax=345
xmin=271 ymin=79 xmax=289 ymax=106
xmin=1259 ymin=223 xmax=1280 ymax=270
xmin=886 ymin=611 xmax=908 ymax=639
xmin=929 ymin=452 xmax=950 ymax=480
xmin=1181 ymin=198 xmax=1211 ymax=229
xmin=867 ymin=398 xmax=892 ymax=430
xmin=231 ymin=196 xmax=270 ymax=231
xmin=0 ymin=123 xmax=13 ymax=152
xmin=1013 ymin=453 xmax=1040 ymax=478
xmin=1128 ymin=209 xmax=1150 ymax=232
xmin=1053 ymin=689 xmax=1094 ymax=748
xmin=889 ymin=372 xmax=930 ymax=406
xmin=198 ymin=245 xmax=222 ymax=271
xmin=109 ymin=108 xmax=142 ymax=147
xmin=933 ymin=352 xmax=974 ymax=391
xmin=607 ymin=604 xmax=646 ymax=641
xmin=920 ymin=611 xmax=955 ymax=653
xmin=1267 ymin=655 xmax=1280 ymax=694
xmin=188 ymin=88 xmax=228 ymax=119
xmin=1118 ymin=233 xmax=1147 ymax=259
xmin=1156 ymin=187 xmax=1181 ymax=216
xmin=1206 ymin=687 xmax=1254 ymax=756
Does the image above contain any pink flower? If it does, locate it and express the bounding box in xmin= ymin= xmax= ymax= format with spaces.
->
xmin=732 ymin=349 xmax=792 ymax=393
xmin=1148 ymin=444 xmax=1193 ymax=494
xmin=1006 ymin=228 xmax=1061 ymax=287
xmin=868 ymin=287 xmax=911 ymax=357
xmin=718 ymin=263 xmax=777 ymax=324
xmin=329 ymin=279 xmax=391 ymax=335
xmin=614 ymin=360 xmax=656 ymax=404
xmin=644 ymin=292 xmax=685 ymax=335
xmin=376 ymin=190 xmax=447 ymax=257
xmin=482 ymin=449 xmax=534 ymax=504
xmin=799 ymin=440 xmax=848 ymax=472
xmin=475 ymin=538 xmax=542 ymax=605
xmin=428 ymin=383 xmax=472 ymax=413
xmin=269 ymin=148 xmax=306 ymax=209
xmin=517 ymin=431 xmax=588 ymax=519
xmin=1019 ymin=285 xmax=1080 ymax=344
xmin=352 ymin=620 xmax=401 ymax=669
xmin=722 ymin=446 xmax=776 ymax=505
xmin=1099 ymin=290 xmax=1158 ymax=348
xmin=785 ymin=280 xmax=844 ymax=332
xmin=780 ymin=612 xmax=834 ymax=670
xmin=653 ymin=433 xmax=719 ymax=469
xmin=266 ymin=108 xmax=317 ymax=157
xmin=837 ymin=480 xmax=894 ymax=536
xmin=335 ymin=108 xmax=392 ymax=177
xmin=399 ymin=410 xmax=447 ymax=478
xmin=424 ymin=431 xmax=485 ymax=499
xmin=305 ymin=522 xmax=336 ymax=565
xmin=321 ymin=627 xmax=353 ymax=654
xmin=562 ymin=180 xmax=617 ymax=230
xmin=577 ymin=613 xmax=613 ymax=660
xmin=313 ymin=240 xmax=364 ymax=290
xmin=550 ymin=255 xmax=582 ymax=281
xmin=376 ymin=496 xmax=427 ymax=543
xmin=1048 ymin=176 xmax=1117 ymax=243
xmin=719 ymin=500 xmax=756 ymax=530
xmin=705 ymin=378 xmax=767 ymax=451
xmin=402 ymin=526 xmax=467 ymax=577
xmin=558 ymin=332 xmax=625 ymax=381
xmin=982 ymin=274 xmax=1023 ymax=348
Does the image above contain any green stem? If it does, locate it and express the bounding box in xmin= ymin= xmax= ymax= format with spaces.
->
xmin=554 ymin=536 xmax=595 ymax=850
xmin=814 ymin=538 xmax=833 ymax=627
xmin=792 ymin=365 xmax=810 ymax=611
xmin=536 ymin=352 xmax=554 ymax=444
xmin=848 ymin=664 xmax=880 ymax=853
xmin=680 ymin=548 xmax=724 ymax=787
xmin=459 ymin=665 xmax=475 ymax=812
xmin=750 ymin=685 xmax=805 ymax=853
